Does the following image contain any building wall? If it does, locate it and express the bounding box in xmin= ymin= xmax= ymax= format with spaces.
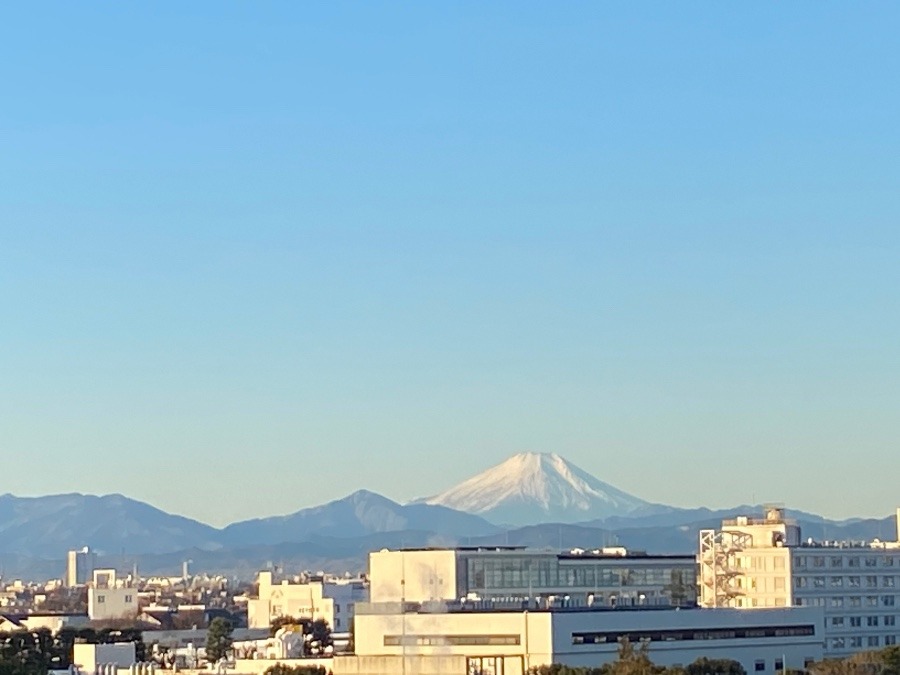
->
xmin=88 ymin=587 xmax=138 ymax=622
xmin=369 ymin=550 xmax=460 ymax=604
xmin=792 ymin=548 xmax=900 ymax=656
xmin=72 ymin=643 xmax=136 ymax=675
xmin=350 ymin=606 xmax=822 ymax=675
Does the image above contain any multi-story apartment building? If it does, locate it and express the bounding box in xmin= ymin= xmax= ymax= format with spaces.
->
xmin=699 ymin=506 xmax=900 ymax=657
xmin=369 ymin=546 xmax=697 ymax=609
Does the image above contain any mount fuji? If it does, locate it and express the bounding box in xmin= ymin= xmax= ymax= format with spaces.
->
xmin=418 ymin=452 xmax=670 ymax=526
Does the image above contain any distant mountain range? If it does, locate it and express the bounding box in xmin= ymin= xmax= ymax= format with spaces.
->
xmin=1 ymin=452 xmax=897 ymax=580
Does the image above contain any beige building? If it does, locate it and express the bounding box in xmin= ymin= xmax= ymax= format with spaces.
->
xmin=248 ymin=572 xmax=368 ymax=633
xmin=88 ymin=569 xmax=138 ymax=622
xmin=699 ymin=506 xmax=900 ymax=657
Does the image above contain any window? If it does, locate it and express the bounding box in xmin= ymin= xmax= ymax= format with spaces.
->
xmin=849 ymin=558 xmax=860 ymax=568
xmin=831 ymin=557 xmax=843 ymax=568
xmin=335 ymin=619 xmax=341 ymax=629
xmin=850 ymin=617 xmax=862 ymax=628
xmin=885 ymin=615 xmax=896 ymax=626
xmin=867 ymin=576 xmax=878 ymax=588
xmin=814 ymin=576 xmax=826 ymax=588
xmin=884 ymin=577 xmax=896 ymax=588
xmin=831 ymin=638 xmax=845 ymax=649
xmin=386 ymin=634 xmax=521 ymax=647
xmin=887 ymin=636 xmax=897 ymax=646
xmin=851 ymin=636 xmax=863 ymax=648
xmin=883 ymin=595 xmax=896 ymax=606
xmin=867 ymin=616 xmax=879 ymax=627
xmin=830 ymin=576 xmax=843 ymax=587
xmin=884 ymin=557 xmax=895 ymax=568
xmin=795 ymin=577 xmax=808 ymax=588
xmin=850 ymin=597 xmax=862 ymax=607
xmin=795 ymin=557 xmax=807 ymax=569
xmin=831 ymin=617 xmax=844 ymax=627
xmin=775 ymin=659 xmax=784 ymax=672
xmin=830 ymin=597 xmax=844 ymax=608
xmin=125 ymin=595 xmax=133 ymax=603
xmin=866 ymin=557 xmax=878 ymax=568
xmin=868 ymin=636 xmax=880 ymax=647
xmin=867 ymin=596 xmax=879 ymax=607
xmin=813 ymin=557 xmax=826 ymax=568
xmin=335 ymin=604 xmax=340 ymax=613
xmin=755 ymin=661 xmax=765 ymax=672
xmin=97 ymin=595 xmax=105 ymax=604
xmin=849 ymin=576 xmax=861 ymax=587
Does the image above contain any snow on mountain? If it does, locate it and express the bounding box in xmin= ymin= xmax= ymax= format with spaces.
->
xmin=419 ymin=452 xmax=664 ymax=526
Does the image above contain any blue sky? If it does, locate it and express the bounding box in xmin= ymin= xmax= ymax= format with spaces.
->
xmin=2 ymin=3 xmax=899 ymax=527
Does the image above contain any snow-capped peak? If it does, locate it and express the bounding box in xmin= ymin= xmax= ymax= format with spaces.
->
xmin=418 ymin=452 xmax=652 ymax=526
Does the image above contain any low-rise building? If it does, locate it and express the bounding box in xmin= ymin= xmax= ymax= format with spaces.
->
xmin=339 ymin=604 xmax=823 ymax=675
xmin=248 ymin=572 xmax=368 ymax=633
xmin=88 ymin=570 xmax=138 ymax=622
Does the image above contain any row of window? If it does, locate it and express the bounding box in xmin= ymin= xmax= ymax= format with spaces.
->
xmin=796 ymin=575 xmax=896 ymax=588
xmin=94 ymin=595 xmax=133 ymax=604
xmin=797 ymin=595 xmax=896 ymax=607
xmin=831 ymin=635 xmax=898 ymax=649
xmin=753 ymin=659 xmax=817 ymax=672
xmin=831 ymin=615 xmax=898 ymax=627
xmin=795 ymin=555 xmax=896 ymax=569
xmin=384 ymin=634 xmax=521 ymax=647
xmin=572 ymin=625 xmax=816 ymax=645
xmin=466 ymin=558 xmax=695 ymax=591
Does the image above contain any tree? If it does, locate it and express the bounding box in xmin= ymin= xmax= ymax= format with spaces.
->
xmin=205 ymin=617 xmax=234 ymax=663
xmin=599 ymin=638 xmax=666 ymax=675
xmin=269 ymin=616 xmax=300 ymax=637
xmin=263 ymin=666 xmax=327 ymax=675
xmin=303 ymin=619 xmax=332 ymax=658
xmin=686 ymin=658 xmax=746 ymax=675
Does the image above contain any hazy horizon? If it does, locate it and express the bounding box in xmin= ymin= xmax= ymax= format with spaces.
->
xmin=3 ymin=3 xmax=899 ymax=527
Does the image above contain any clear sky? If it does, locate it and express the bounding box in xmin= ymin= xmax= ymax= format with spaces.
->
xmin=2 ymin=3 xmax=899 ymax=528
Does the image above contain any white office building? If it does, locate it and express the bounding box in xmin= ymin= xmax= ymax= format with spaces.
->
xmin=337 ymin=601 xmax=822 ymax=675
xmin=699 ymin=506 xmax=900 ymax=657
xmin=369 ymin=546 xmax=697 ymax=609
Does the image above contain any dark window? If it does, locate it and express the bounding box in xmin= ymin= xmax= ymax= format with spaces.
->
xmin=755 ymin=661 xmax=765 ymax=672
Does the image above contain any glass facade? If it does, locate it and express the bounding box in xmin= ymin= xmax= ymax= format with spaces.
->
xmin=462 ymin=553 xmax=696 ymax=606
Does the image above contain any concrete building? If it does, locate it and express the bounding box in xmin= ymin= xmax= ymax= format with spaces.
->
xmin=67 ymin=547 xmax=96 ymax=587
xmin=88 ymin=569 xmax=138 ymax=622
xmin=248 ymin=571 xmax=368 ymax=633
xmin=72 ymin=643 xmax=136 ymax=675
xmin=369 ymin=547 xmax=697 ymax=608
xmin=699 ymin=506 xmax=900 ymax=657
xmin=338 ymin=604 xmax=823 ymax=675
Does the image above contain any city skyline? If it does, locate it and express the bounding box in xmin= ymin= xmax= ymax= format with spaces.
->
xmin=3 ymin=3 xmax=900 ymax=526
